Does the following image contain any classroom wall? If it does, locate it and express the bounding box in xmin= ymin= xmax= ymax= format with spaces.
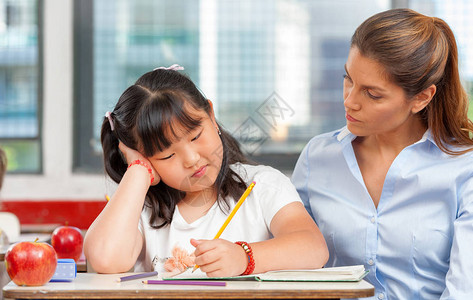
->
xmin=0 ymin=0 xmax=112 ymax=228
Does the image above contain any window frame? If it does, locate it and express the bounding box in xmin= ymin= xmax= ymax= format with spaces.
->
xmin=73 ymin=0 xmax=101 ymax=173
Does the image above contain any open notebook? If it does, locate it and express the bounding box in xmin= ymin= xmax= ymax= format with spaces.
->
xmin=163 ymin=265 xmax=368 ymax=282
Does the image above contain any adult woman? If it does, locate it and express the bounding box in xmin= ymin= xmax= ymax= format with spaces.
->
xmin=292 ymin=8 xmax=473 ymax=299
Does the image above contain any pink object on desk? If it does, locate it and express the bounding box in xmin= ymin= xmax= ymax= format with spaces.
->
xmin=143 ymin=280 xmax=226 ymax=287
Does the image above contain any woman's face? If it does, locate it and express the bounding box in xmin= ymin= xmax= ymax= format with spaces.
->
xmin=147 ymin=106 xmax=223 ymax=194
xmin=343 ymin=47 xmax=419 ymax=137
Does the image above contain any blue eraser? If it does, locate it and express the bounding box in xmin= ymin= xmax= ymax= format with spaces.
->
xmin=50 ymin=258 xmax=77 ymax=282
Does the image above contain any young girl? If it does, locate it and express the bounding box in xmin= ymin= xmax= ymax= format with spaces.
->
xmin=84 ymin=65 xmax=328 ymax=276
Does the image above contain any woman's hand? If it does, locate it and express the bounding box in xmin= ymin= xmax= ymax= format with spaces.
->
xmin=118 ymin=141 xmax=160 ymax=185
xmin=191 ymin=238 xmax=248 ymax=277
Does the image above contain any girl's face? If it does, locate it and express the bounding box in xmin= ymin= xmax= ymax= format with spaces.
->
xmin=147 ymin=106 xmax=223 ymax=194
xmin=343 ymin=47 xmax=420 ymax=137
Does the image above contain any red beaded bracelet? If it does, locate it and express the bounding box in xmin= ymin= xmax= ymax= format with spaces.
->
xmin=235 ymin=241 xmax=255 ymax=275
xmin=127 ymin=159 xmax=154 ymax=185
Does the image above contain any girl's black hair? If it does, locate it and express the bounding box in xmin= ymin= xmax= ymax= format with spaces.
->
xmin=101 ymin=69 xmax=251 ymax=228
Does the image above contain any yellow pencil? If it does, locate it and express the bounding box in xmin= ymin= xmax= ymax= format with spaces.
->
xmin=192 ymin=181 xmax=256 ymax=272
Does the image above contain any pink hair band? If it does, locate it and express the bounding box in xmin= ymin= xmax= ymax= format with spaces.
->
xmin=154 ymin=64 xmax=184 ymax=71
xmin=105 ymin=111 xmax=115 ymax=131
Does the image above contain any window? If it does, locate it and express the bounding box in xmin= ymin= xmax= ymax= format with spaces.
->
xmin=75 ymin=0 xmax=390 ymax=173
xmin=75 ymin=0 xmax=473 ymax=174
xmin=0 ymin=0 xmax=41 ymax=173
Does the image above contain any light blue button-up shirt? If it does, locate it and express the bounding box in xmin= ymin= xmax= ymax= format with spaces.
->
xmin=292 ymin=127 xmax=473 ymax=300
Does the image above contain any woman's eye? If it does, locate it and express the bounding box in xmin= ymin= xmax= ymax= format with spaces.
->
xmin=343 ymin=74 xmax=353 ymax=87
xmin=366 ymin=90 xmax=382 ymax=100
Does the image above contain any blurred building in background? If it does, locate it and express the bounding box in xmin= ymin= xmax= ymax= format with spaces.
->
xmin=0 ymin=0 xmax=472 ymax=199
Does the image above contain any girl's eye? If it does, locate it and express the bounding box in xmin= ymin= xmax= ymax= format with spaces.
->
xmin=191 ymin=130 xmax=203 ymax=142
xmin=343 ymin=74 xmax=351 ymax=81
xmin=160 ymin=153 xmax=174 ymax=160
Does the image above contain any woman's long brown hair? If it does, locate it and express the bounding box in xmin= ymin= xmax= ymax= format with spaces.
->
xmin=352 ymin=8 xmax=473 ymax=155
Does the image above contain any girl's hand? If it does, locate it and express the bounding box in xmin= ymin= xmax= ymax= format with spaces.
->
xmin=118 ymin=141 xmax=160 ymax=185
xmin=191 ymin=238 xmax=248 ymax=277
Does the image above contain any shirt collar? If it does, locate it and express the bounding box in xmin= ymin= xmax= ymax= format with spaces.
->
xmin=336 ymin=126 xmax=354 ymax=142
xmin=335 ymin=126 xmax=438 ymax=148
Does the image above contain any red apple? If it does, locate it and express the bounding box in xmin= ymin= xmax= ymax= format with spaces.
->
xmin=5 ymin=240 xmax=58 ymax=286
xmin=51 ymin=225 xmax=83 ymax=262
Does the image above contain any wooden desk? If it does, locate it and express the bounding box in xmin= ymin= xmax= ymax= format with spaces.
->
xmin=3 ymin=273 xmax=375 ymax=299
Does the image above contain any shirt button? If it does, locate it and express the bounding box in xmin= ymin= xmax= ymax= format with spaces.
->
xmin=368 ymin=259 xmax=374 ymax=265
xmin=370 ymin=217 xmax=375 ymax=223
xmin=378 ymin=293 xmax=385 ymax=299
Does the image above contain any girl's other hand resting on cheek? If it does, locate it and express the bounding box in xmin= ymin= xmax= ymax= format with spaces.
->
xmin=118 ymin=141 xmax=161 ymax=186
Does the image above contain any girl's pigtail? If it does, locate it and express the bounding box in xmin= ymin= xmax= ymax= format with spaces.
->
xmin=100 ymin=117 xmax=127 ymax=183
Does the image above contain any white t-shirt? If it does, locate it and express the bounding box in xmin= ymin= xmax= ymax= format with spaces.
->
xmin=134 ymin=163 xmax=302 ymax=272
